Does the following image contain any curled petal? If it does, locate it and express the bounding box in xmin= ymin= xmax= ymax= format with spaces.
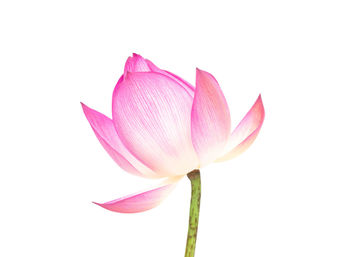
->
xmin=81 ymin=103 xmax=158 ymax=178
xmin=94 ymin=176 xmax=183 ymax=213
xmin=216 ymin=95 xmax=265 ymax=161
xmin=112 ymin=72 xmax=198 ymax=176
xmin=191 ymin=69 xmax=231 ymax=167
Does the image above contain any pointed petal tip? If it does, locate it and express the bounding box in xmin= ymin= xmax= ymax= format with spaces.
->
xmin=81 ymin=102 xmax=91 ymax=115
xmin=92 ymin=201 xmax=106 ymax=209
xmin=216 ymin=93 xmax=265 ymax=162
xmin=195 ymin=67 xmax=204 ymax=75
xmin=256 ymin=94 xmax=265 ymax=116
xmin=250 ymin=94 xmax=264 ymax=117
xmin=195 ymin=68 xmax=218 ymax=85
xmin=81 ymin=102 xmax=98 ymax=119
xmin=80 ymin=102 xmax=87 ymax=109
xmin=93 ymin=200 xmax=111 ymax=208
xmin=93 ymin=201 xmax=111 ymax=211
xmin=132 ymin=52 xmax=141 ymax=57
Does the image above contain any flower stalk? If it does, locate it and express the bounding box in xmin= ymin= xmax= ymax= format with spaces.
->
xmin=185 ymin=169 xmax=201 ymax=257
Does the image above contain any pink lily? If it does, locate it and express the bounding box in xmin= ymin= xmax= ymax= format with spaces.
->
xmin=81 ymin=53 xmax=264 ymax=214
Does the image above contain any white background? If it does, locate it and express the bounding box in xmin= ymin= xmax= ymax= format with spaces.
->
xmin=1 ymin=0 xmax=350 ymax=256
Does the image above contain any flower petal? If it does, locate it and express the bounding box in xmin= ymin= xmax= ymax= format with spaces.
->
xmin=191 ymin=69 xmax=231 ymax=167
xmin=124 ymin=53 xmax=195 ymax=96
xmin=124 ymin=53 xmax=152 ymax=75
xmin=112 ymin=72 xmax=198 ymax=176
xmin=145 ymin=59 xmax=195 ymax=96
xmin=81 ymin=103 xmax=158 ymax=178
xmin=94 ymin=176 xmax=182 ymax=213
xmin=216 ymin=95 xmax=265 ymax=161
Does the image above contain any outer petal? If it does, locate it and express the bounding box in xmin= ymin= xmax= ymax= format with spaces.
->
xmin=81 ymin=103 xmax=158 ymax=178
xmin=112 ymin=72 xmax=198 ymax=176
xmin=94 ymin=176 xmax=183 ymax=213
xmin=216 ymin=95 xmax=265 ymax=161
xmin=191 ymin=69 xmax=231 ymax=167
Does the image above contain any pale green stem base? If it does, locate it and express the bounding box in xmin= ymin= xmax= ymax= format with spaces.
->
xmin=185 ymin=169 xmax=201 ymax=257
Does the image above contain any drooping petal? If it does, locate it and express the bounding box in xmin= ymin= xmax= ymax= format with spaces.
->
xmin=191 ymin=69 xmax=231 ymax=167
xmin=94 ymin=176 xmax=183 ymax=213
xmin=112 ymin=72 xmax=198 ymax=176
xmin=216 ymin=95 xmax=265 ymax=161
xmin=124 ymin=53 xmax=152 ymax=75
xmin=81 ymin=103 xmax=158 ymax=178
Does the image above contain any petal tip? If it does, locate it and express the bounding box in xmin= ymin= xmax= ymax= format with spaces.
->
xmin=81 ymin=102 xmax=91 ymax=116
xmin=195 ymin=67 xmax=204 ymax=75
xmin=81 ymin=103 xmax=98 ymax=120
xmin=93 ymin=201 xmax=112 ymax=211
xmin=256 ymin=94 xmax=265 ymax=116
xmin=80 ymin=102 xmax=87 ymax=109
xmin=92 ymin=201 xmax=103 ymax=207
xmin=257 ymin=93 xmax=262 ymax=102
xmin=195 ymin=68 xmax=217 ymax=85
xmin=215 ymin=93 xmax=265 ymax=162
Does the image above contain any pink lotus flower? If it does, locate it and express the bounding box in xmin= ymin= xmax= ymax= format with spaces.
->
xmin=81 ymin=54 xmax=264 ymax=213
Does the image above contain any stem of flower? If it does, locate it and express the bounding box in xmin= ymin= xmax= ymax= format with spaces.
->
xmin=184 ymin=169 xmax=201 ymax=257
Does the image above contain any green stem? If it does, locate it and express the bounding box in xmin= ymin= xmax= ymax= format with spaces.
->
xmin=185 ymin=169 xmax=201 ymax=257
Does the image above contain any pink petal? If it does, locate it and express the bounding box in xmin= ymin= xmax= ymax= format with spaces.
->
xmin=216 ymin=95 xmax=265 ymax=161
xmin=145 ymin=59 xmax=195 ymax=96
xmin=124 ymin=53 xmax=152 ymax=75
xmin=112 ymin=72 xmax=198 ymax=176
xmin=123 ymin=53 xmax=194 ymax=96
xmin=81 ymin=103 xmax=159 ymax=178
xmin=191 ymin=69 xmax=231 ymax=166
xmin=94 ymin=176 xmax=182 ymax=213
